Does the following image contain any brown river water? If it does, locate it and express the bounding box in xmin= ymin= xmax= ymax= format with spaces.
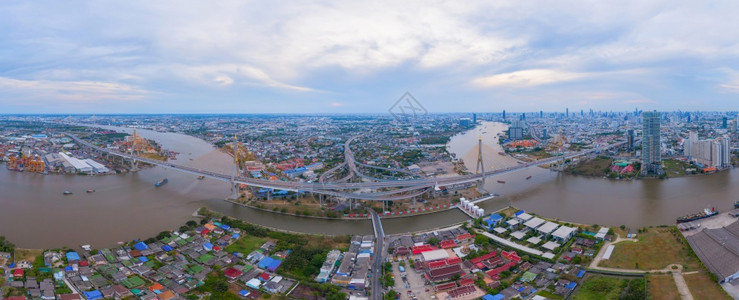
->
xmin=0 ymin=123 xmax=735 ymax=248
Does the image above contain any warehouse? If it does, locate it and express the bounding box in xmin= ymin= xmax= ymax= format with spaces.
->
xmin=686 ymin=220 xmax=739 ymax=283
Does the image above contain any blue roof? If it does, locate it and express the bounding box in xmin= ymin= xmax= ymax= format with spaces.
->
xmin=239 ymin=290 xmax=250 ymax=296
xmin=213 ymin=222 xmax=222 ymax=226
xmin=514 ymin=210 xmax=525 ymax=216
xmin=258 ymin=257 xmax=282 ymax=271
xmin=488 ymin=213 xmax=504 ymax=221
xmin=566 ymin=282 xmax=577 ymax=289
xmin=203 ymin=243 xmax=214 ymax=250
xmin=220 ymin=224 xmax=231 ymax=230
xmin=162 ymin=245 xmax=173 ymax=252
xmin=232 ymin=233 xmax=241 ymax=239
xmin=138 ymin=256 xmax=149 ymax=262
xmin=83 ymin=290 xmax=103 ymax=300
xmin=134 ymin=242 xmax=149 ymax=251
xmin=482 ymin=294 xmax=505 ymax=300
xmin=66 ymin=251 xmax=80 ymax=261
xmin=577 ymin=270 xmax=586 ymax=278
xmin=64 ymin=266 xmax=73 ymax=272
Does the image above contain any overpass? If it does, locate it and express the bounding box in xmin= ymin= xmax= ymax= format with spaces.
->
xmin=66 ymin=133 xmax=628 ymax=201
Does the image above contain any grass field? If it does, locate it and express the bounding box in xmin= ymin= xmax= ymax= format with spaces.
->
xmin=535 ymin=290 xmax=564 ymax=300
xmin=224 ymin=235 xmax=267 ymax=254
xmin=649 ymin=274 xmax=680 ymax=300
xmin=572 ymin=276 xmax=626 ymax=300
xmin=14 ymin=248 xmax=43 ymax=262
xmin=663 ymin=159 xmax=690 ymax=178
xmin=598 ymin=227 xmax=701 ymax=270
xmin=683 ymin=272 xmax=732 ymax=300
xmin=566 ymin=157 xmax=613 ymax=177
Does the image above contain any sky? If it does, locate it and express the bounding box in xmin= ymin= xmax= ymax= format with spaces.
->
xmin=1 ymin=1 xmax=739 ymax=114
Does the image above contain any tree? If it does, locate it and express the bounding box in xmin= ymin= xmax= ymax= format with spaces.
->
xmin=185 ymin=220 xmax=198 ymax=227
xmin=427 ymin=237 xmax=440 ymax=246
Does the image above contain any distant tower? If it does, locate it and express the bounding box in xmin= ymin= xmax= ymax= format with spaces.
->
xmin=502 ymin=110 xmax=506 ymax=120
xmin=130 ymin=126 xmax=138 ymax=171
xmin=566 ymin=108 xmax=569 ymax=118
xmin=473 ymin=113 xmax=477 ymax=124
xmin=540 ymin=110 xmax=543 ymax=118
xmin=231 ymin=134 xmax=240 ymax=194
xmin=476 ymin=135 xmax=485 ymax=183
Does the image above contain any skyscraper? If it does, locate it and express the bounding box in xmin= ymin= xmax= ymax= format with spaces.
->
xmin=473 ymin=113 xmax=477 ymax=124
xmin=540 ymin=110 xmax=543 ymax=118
xmin=502 ymin=110 xmax=506 ymax=120
xmin=566 ymin=108 xmax=569 ymax=118
xmin=627 ymin=129 xmax=635 ymax=151
xmin=642 ymin=111 xmax=661 ymax=174
xmin=722 ymin=116 xmax=728 ymax=129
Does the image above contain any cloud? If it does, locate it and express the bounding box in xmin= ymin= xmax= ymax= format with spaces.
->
xmin=0 ymin=77 xmax=149 ymax=102
xmin=472 ymin=69 xmax=588 ymax=88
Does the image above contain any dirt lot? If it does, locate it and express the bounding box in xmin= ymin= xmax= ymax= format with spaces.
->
xmin=649 ymin=274 xmax=680 ymax=300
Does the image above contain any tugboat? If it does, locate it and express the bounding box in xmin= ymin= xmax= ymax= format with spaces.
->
xmin=497 ymin=180 xmax=506 ymax=184
xmin=197 ymin=175 xmax=205 ymax=180
xmin=155 ymin=178 xmax=168 ymax=187
xmin=86 ymin=189 xmax=95 ymax=193
xmin=526 ymin=176 xmax=532 ymax=180
xmin=63 ymin=191 xmax=73 ymax=195
xmin=676 ymin=207 xmax=718 ymax=223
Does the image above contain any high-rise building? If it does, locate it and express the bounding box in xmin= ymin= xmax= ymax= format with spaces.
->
xmin=642 ymin=111 xmax=661 ymax=174
xmin=683 ymin=132 xmax=730 ymax=169
xmin=580 ymin=109 xmax=584 ymax=117
xmin=627 ymin=129 xmax=635 ymax=151
xmin=502 ymin=110 xmax=506 ymax=120
xmin=459 ymin=118 xmax=472 ymax=128
xmin=566 ymin=108 xmax=569 ymax=118
xmin=508 ymin=127 xmax=524 ymax=140
xmin=723 ymin=116 xmax=728 ymax=129
xmin=542 ymin=128 xmax=548 ymax=139
xmin=540 ymin=110 xmax=543 ymax=118
xmin=473 ymin=113 xmax=477 ymax=124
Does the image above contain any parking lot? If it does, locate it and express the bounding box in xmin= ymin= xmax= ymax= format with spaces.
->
xmin=391 ymin=259 xmax=436 ymax=300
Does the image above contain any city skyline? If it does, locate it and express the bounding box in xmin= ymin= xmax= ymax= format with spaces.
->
xmin=2 ymin=1 xmax=739 ymax=114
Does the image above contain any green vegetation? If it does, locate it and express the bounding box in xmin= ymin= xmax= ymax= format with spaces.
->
xmin=663 ymin=159 xmax=691 ymax=177
xmin=419 ymin=136 xmax=450 ymax=144
xmin=0 ymin=236 xmax=14 ymax=252
xmin=223 ymin=235 xmax=267 ymax=254
xmin=197 ymin=272 xmax=240 ymax=300
xmin=566 ymin=157 xmax=613 ymax=177
xmin=572 ymin=276 xmax=645 ymax=300
xmin=599 ymin=227 xmax=701 ymax=270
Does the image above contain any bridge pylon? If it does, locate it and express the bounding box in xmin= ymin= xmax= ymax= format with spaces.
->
xmin=475 ymin=135 xmax=485 ymax=184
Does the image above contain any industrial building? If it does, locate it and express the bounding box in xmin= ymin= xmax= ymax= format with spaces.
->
xmin=686 ymin=220 xmax=739 ymax=283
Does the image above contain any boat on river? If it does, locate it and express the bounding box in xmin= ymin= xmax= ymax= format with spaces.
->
xmin=86 ymin=189 xmax=95 ymax=193
xmin=734 ymin=201 xmax=739 ymax=209
xmin=155 ymin=178 xmax=168 ymax=187
xmin=63 ymin=191 xmax=73 ymax=195
xmin=676 ymin=207 xmax=718 ymax=223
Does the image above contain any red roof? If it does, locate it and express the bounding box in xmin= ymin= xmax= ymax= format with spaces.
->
xmin=7 ymin=296 xmax=29 ymax=300
xmin=79 ymin=260 xmax=89 ymax=267
xmin=446 ymin=257 xmax=462 ymax=265
xmin=501 ymin=250 xmax=521 ymax=263
xmin=470 ymin=251 xmax=498 ymax=264
xmin=13 ymin=268 xmax=24 ymax=277
xmin=485 ymin=261 xmax=517 ymax=277
xmin=428 ymin=264 xmax=462 ymax=282
xmin=213 ymin=246 xmax=221 ymax=251
xmin=428 ymin=260 xmax=448 ymax=269
xmin=439 ymin=240 xmax=458 ymax=249
xmin=411 ymin=245 xmax=438 ymax=254
xmin=455 ymin=233 xmax=474 ymax=241
xmin=224 ymin=267 xmax=243 ymax=279
xmin=258 ymin=272 xmax=270 ymax=281
xmin=458 ymin=278 xmax=475 ymax=286
xmin=434 ymin=282 xmax=458 ymax=291
xmin=448 ymin=285 xmax=476 ymax=298
xmin=201 ymin=229 xmax=211 ymax=235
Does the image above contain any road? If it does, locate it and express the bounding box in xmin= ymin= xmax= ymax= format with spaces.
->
xmin=370 ymin=210 xmax=385 ymax=300
xmin=66 ymin=132 xmax=630 ymax=201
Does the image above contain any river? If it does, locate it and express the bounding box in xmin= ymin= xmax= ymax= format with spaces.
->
xmin=0 ymin=122 xmax=735 ymax=248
